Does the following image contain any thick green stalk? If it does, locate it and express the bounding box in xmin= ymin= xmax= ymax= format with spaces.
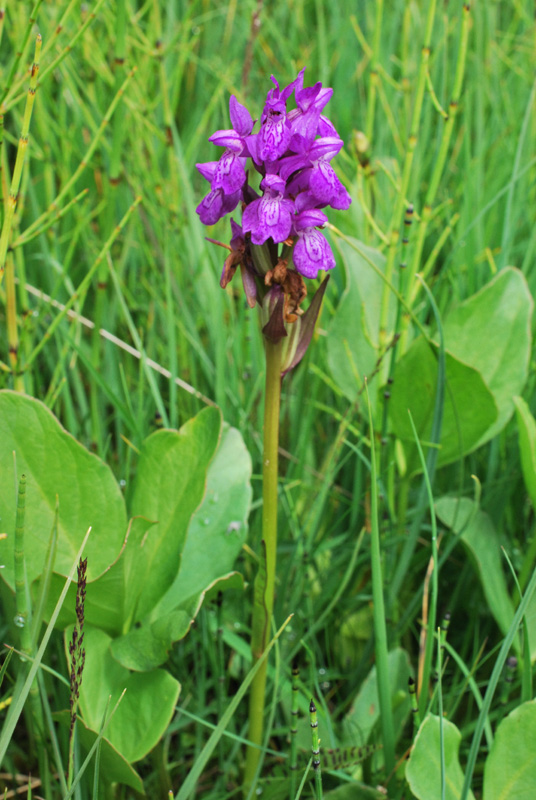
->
xmin=244 ymin=338 xmax=283 ymax=792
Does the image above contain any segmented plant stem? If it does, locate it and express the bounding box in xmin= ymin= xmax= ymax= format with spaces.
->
xmin=244 ymin=338 xmax=283 ymax=792
xmin=289 ymin=663 xmax=299 ymax=799
xmin=309 ymin=699 xmax=322 ymax=799
xmin=0 ymin=34 xmax=41 ymax=290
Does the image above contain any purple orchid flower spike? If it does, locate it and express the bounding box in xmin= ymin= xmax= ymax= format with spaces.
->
xmin=197 ymin=71 xmax=352 ymax=372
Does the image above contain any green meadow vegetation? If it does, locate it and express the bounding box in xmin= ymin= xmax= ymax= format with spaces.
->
xmin=0 ymin=0 xmax=535 ymax=798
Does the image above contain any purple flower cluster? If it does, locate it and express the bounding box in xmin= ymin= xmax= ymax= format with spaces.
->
xmin=196 ymin=69 xmax=351 ymax=281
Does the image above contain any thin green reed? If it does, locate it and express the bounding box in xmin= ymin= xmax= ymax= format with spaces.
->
xmin=407 ymin=407 xmax=440 ymax=720
xmin=289 ymin=663 xmax=300 ymax=800
xmin=365 ymin=380 xmax=395 ymax=775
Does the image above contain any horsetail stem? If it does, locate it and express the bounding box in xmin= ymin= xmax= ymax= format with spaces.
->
xmin=0 ymin=0 xmax=43 ymax=105
xmin=408 ymin=676 xmax=419 ymax=730
xmin=0 ymin=34 xmax=41 ymax=291
xmin=289 ymin=662 xmax=299 ymax=799
xmin=309 ymin=699 xmax=322 ymax=800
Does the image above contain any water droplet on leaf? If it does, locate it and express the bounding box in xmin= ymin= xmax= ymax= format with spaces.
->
xmin=14 ymin=614 xmax=25 ymax=628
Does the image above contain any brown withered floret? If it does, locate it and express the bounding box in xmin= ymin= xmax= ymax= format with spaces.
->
xmin=264 ymin=258 xmax=307 ymax=322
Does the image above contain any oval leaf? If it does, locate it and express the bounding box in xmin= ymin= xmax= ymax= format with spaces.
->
xmin=0 ymin=390 xmax=127 ymax=586
xmin=389 ymin=338 xmax=497 ymax=468
xmin=406 ymin=715 xmax=475 ymax=800
xmin=443 ymin=267 xmax=532 ymax=445
xmin=483 ymin=700 xmax=536 ymax=800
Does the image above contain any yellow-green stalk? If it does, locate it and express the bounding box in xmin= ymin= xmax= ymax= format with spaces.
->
xmin=0 ymin=34 xmax=41 ymax=291
xmin=244 ymin=338 xmax=283 ymax=791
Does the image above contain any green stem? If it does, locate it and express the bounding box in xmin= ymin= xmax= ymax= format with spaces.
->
xmin=244 ymin=338 xmax=283 ymax=792
xmin=366 ymin=383 xmax=395 ymax=776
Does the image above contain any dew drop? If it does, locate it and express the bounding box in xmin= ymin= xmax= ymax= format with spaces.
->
xmin=14 ymin=614 xmax=25 ymax=628
xmin=119 ymin=479 xmax=126 ymax=489
xmin=203 ymin=518 xmax=210 ymax=527
xmin=227 ymin=521 xmax=241 ymax=534
xmin=211 ymin=492 xmax=219 ymax=504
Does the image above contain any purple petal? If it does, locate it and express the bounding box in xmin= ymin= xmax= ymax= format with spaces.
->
xmin=196 ymin=187 xmax=240 ymax=225
xmin=229 ymin=95 xmax=254 ymax=136
xmin=318 ymin=115 xmax=339 ymax=138
xmin=309 ymin=161 xmax=343 ymax=204
xmin=295 ymin=208 xmax=328 ymax=230
xmin=310 ymin=162 xmax=351 ymax=209
xmin=293 ymin=229 xmax=335 ymax=278
xmin=244 ymin=194 xmax=293 ymax=245
xmin=209 ymin=129 xmax=246 ymax=153
xmin=196 ymin=161 xmax=219 ymax=183
xmin=259 ymin=116 xmax=291 ymax=161
xmin=242 ymin=199 xmax=261 ymax=234
xmin=213 ymin=151 xmax=246 ymax=194
xmin=261 ymin=173 xmax=287 ymax=194
xmin=309 ymin=136 xmax=343 ymax=161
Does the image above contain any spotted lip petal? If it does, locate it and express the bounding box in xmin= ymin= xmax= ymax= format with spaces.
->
xmin=293 ymin=228 xmax=335 ymax=279
xmin=213 ymin=152 xmax=247 ymax=195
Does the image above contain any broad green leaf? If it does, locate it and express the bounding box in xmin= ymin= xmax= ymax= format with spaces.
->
xmin=389 ymin=338 xmax=497 ymax=468
xmin=0 ymin=391 xmax=126 ymax=587
xmin=342 ymin=648 xmax=411 ymax=746
xmin=72 ymin=625 xmax=180 ymax=763
xmin=443 ymin=267 xmax=532 ymax=445
xmin=327 ymin=238 xmax=396 ymax=401
xmin=406 ymin=715 xmax=475 ymax=800
xmin=127 ymin=406 xmax=222 ymax=622
xmin=53 ymin=710 xmax=143 ymax=792
xmin=514 ymin=396 xmax=536 ymax=509
xmin=483 ymin=700 xmax=536 ymax=800
xmin=154 ymin=424 xmax=252 ymax=613
xmin=435 ymin=497 xmax=516 ymax=646
xmin=112 ymin=424 xmax=251 ymax=670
